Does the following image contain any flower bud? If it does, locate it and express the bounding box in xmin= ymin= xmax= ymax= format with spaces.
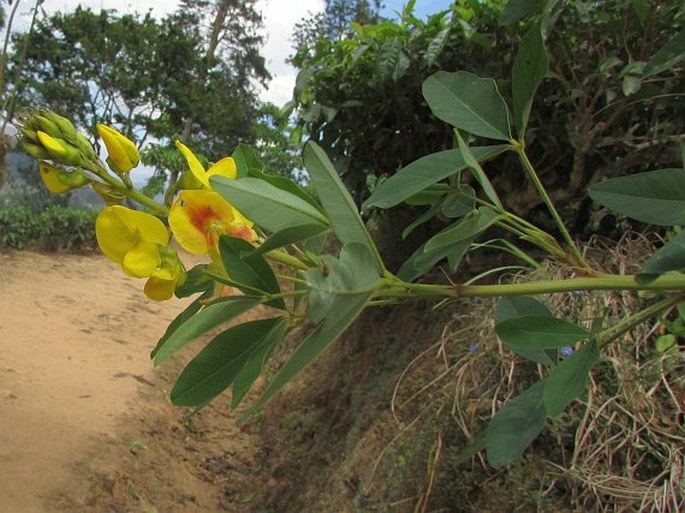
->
xmin=21 ymin=141 xmax=49 ymax=160
xmin=34 ymin=115 xmax=62 ymax=139
xmin=39 ymin=162 xmax=88 ymax=193
xmin=97 ymin=124 xmax=139 ymax=173
xmin=92 ymin=181 xmax=125 ymax=205
xmin=36 ymin=130 xmax=82 ymax=166
xmin=46 ymin=111 xmax=79 ymax=144
xmin=75 ymin=132 xmax=98 ymax=162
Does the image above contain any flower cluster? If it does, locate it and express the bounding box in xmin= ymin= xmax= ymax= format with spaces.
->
xmin=17 ymin=109 xmax=257 ymax=301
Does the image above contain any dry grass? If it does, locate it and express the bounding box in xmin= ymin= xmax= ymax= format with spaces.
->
xmin=384 ymin=232 xmax=684 ymax=512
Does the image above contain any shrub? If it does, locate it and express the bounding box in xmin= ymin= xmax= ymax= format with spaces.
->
xmin=0 ymin=202 xmax=97 ymax=252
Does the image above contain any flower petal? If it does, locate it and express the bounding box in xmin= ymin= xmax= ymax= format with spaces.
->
xmin=169 ymin=190 xmax=235 ymax=254
xmin=96 ymin=207 xmax=136 ymax=263
xmin=122 ymin=240 xmax=161 ymax=278
xmin=175 ymin=140 xmax=209 ymax=188
xmin=144 ymin=276 xmax=176 ymax=301
xmin=39 ymin=161 xmax=71 ymax=193
xmin=97 ymin=124 xmax=139 ymax=172
xmin=207 ymin=157 xmax=237 ymax=181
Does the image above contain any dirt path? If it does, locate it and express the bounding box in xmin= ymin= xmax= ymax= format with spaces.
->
xmin=0 ymin=251 xmax=258 ymax=513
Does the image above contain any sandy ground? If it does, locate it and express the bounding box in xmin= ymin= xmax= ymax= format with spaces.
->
xmin=0 ymin=251 xmax=258 ymax=513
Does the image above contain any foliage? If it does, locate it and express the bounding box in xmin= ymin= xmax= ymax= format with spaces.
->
xmin=0 ymin=202 xmax=97 ymax=251
xmin=16 ymin=0 xmax=685 ymax=497
xmin=289 ymin=0 xmax=684 ymax=221
xmin=6 ymin=2 xmax=268 ymax=184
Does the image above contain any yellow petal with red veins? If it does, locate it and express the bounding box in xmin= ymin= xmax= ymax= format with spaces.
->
xmin=169 ymin=189 xmax=236 ymax=254
xmin=207 ymin=157 xmax=237 ymax=181
xmin=175 ymin=140 xmax=209 ymax=188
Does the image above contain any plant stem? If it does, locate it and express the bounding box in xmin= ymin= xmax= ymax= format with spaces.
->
xmin=385 ymin=273 xmax=685 ymax=301
xmin=265 ymin=249 xmax=310 ymax=271
xmin=515 ymin=145 xmax=588 ymax=269
xmin=596 ymin=295 xmax=685 ymax=349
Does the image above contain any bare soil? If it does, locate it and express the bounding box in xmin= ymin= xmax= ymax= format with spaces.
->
xmin=0 ymin=251 xmax=258 ymax=513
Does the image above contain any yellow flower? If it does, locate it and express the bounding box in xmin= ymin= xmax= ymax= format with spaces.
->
xmin=97 ymin=124 xmax=140 ymax=173
xmin=169 ymin=189 xmax=256 ymax=255
xmin=96 ymin=206 xmax=184 ymax=300
xmin=144 ymin=247 xmax=186 ymax=301
xmin=96 ymin=205 xmax=168 ymax=277
xmin=39 ymin=162 xmax=89 ymax=194
xmin=175 ymin=140 xmax=237 ymax=189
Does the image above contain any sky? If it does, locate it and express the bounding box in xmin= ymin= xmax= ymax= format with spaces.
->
xmin=14 ymin=0 xmax=453 ymax=107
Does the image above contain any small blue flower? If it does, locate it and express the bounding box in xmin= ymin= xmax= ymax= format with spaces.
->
xmin=560 ymin=346 xmax=574 ymax=356
xmin=468 ymin=344 xmax=479 ymax=354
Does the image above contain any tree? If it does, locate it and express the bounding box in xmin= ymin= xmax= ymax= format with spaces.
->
xmin=8 ymin=2 xmax=269 ymax=191
xmin=288 ymin=0 xmax=684 ymax=232
xmin=291 ymin=0 xmax=384 ymax=55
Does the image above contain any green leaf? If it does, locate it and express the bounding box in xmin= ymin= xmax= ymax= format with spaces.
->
xmin=151 ymin=296 xmax=262 ymax=364
xmin=422 ymin=71 xmax=512 ymax=141
xmin=364 ymin=146 xmax=508 ymax=209
xmin=218 ymin=236 xmax=285 ymax=309
xmin=655 ymin=334 xmax=676 ymax=353
xmin=247 ymin=289 xmax=373 ymax=419
xmin=170 ymin=318 xmax=284 ymax=407
xmin=499 ymin=0 xmax=558 ymax=25
xmin=637 ymin=231 xmax=685 ymax=283
xmin=622 ymin=75 xmax=642 ymax=96
xmin=486 ymin=379 xmax=547 ymax=468
xmin=231 ymin=320 xmax=289 ymax=408
xmin=251 ymin=224 xmax=329 ymax=255
xmin=494 ymin=296 xmax=557 ymax=365
xmin=496 ymin=315 xmax=589 ymax=350
xmin=302 ymin=141 xmax=384 ymax=274
xmin=402 ymin=202 xmax=442 ymax=240
xmin=232 ymin=143 xmax=264 ymax=178
xmin=404 ymin=183 xmax=449 ymax=206
xmin=512 ymin=21 xmax=549 ymax=137
xmin=398 ymin=237 xmax=472 ymax=282
xmin=248 ymin=167 xmax=319 ymax=207
xmin=211 ymin=176 xmax=329 ymax=233
xmin=455 ymin=132 xmax=502 ymax=209
xmin=377 ymin=37 xmax=410 ymax=82
xmin=543 ymin=341 xmax=600 ymax=416
xmin=152 ymin=293 xmax=209 ymax=359
xmin=588 ymin=169 xmax=685 ymax=226
xmin=644 ymin=30 xmax=685 ymax=77
xmin=425 ymin=207 xmax=500 ymax=252
xmin=424 ymin=28 xmax=450 ymax=67
xmin=440 ymin=185 xmax=476 ymax=218
xmin=174 ymin=264 xmax=212 ymax=298
xmin=305 ymin=243 xmax=381 ymax=323
xmin=630 ymin=0 xmax=648 ymax=25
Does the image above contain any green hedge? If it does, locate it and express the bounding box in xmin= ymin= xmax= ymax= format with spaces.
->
xmin=0 ymin=204 xmax=98 ymax=252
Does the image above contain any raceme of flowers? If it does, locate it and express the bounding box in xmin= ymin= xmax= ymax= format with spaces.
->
xmin=18 ymin=110 xmax=257 ymax=301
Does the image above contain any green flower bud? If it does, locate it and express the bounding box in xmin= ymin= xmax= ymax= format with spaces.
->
xmin=34 ymin=115 xmax=62 ymax=139
xmin=22 ymin=141 xmax=49 ymax=160
xmin=92 ymin=181 xmax=125 ymax=205
xmin=46 ymin=111 xmax=79 ymax=144
xmin=75 ymin=132 xmax=98 ymax=162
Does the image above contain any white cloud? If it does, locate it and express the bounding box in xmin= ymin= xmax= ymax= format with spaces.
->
xmin=257 ymin=0 xmax=325 ymax=106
